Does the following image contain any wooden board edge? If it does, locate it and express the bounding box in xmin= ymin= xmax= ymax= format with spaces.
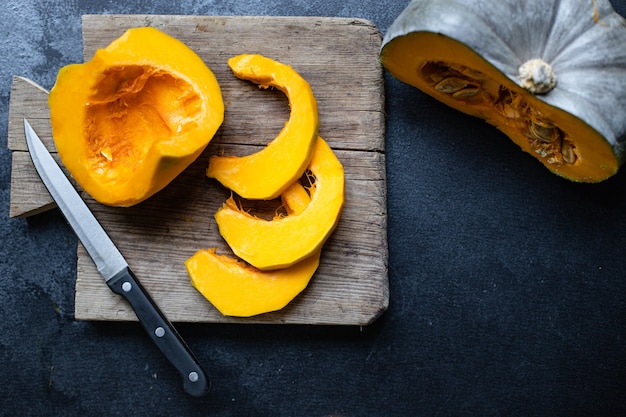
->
xmin=7 ymin=76 xmax=57 ymax=217
xmin=80 ymin=14 xmax=382 ymax=32
xmin=7 ymin=76 xmax=50 ymax=151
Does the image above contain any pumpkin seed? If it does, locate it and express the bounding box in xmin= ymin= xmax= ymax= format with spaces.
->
xmin=425 ymin=74 xmax=445 ymax=84
xmin=435 ymin=77 xmax=469 ymax=94
xmin=561 ymin=141 xmax=577 ymax=164
xmin=452 ymin=86 xmax=480 ymax=99
xmin=528 ymin=112 xmax=552 ymax=127
xmin=459 ymin=67 xmax=485 ymax=81
xmin=528 ymin=122 xmax=560 ymax=143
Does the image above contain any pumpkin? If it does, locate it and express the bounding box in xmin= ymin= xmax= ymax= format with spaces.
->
xmin=214 ymin=137 xmax=344 ymax=271
xmin=186 ymin=182 xmax=319 ymax=317
xmin=206 ymin=54 xmax=319 ymax=199
xmin=48 ymin=27 xmax=224 ymax=206
xmin=380 ymin=0 xmax=626 ymax=182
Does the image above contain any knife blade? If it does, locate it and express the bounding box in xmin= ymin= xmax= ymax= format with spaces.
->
xmin=23 ymin=119 xmax=209 ymax=397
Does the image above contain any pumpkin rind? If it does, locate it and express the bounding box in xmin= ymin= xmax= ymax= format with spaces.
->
xmin=380 ymin=0 xmax=626 ymax=182
xmin=48 ymin=27 xmax=224 ymax=206
xmin=206 ymin=54 xmax=319 ymax=200
xmin=214 ymin=137 xmax=344 ymax=271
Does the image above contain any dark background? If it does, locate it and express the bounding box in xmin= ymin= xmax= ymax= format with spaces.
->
xmin=2 ymin=1 xmax=626 ymax=416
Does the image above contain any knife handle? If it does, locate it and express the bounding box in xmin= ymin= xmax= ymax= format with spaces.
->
xmin=107 ymin=267 xmax=209 ymax=397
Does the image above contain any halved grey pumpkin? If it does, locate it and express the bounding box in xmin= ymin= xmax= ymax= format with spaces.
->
xmin=380 ymin=0 xmax=626 ymax=182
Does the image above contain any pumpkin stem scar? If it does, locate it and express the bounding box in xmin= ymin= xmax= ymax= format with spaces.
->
xmin=518 ymin=59 xmax=556 ymax=95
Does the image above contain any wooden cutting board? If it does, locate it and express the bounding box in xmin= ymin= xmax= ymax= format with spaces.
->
xmin=7 ymin=14 xmax=388 ymax=325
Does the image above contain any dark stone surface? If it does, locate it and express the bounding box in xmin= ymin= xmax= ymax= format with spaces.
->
xmin=2 ymin=1 xmax=626 ymax=416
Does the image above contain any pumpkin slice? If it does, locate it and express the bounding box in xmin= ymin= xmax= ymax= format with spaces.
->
xmin=380 ymin=0 xmax=626 ymax=182
xmin=48 ymin=27 xmax=224 ymax=206
xmin=186 ymin=183 xmax=319 ymax=317
xmin=186 ymin=248 xmax=320 ymax=317
xmin=215 ymin=137 xmax=344 ymax=271
xmin=207 ymin=54 xmax=319 ymax=199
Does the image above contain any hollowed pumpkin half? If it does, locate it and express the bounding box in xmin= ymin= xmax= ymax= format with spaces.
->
xmin=186 ymin=183 xmax=319 ymax=317
xmin=48 ymin=27 xmax=224 ymax=206
xmin=215 ymin=137 xmax=344 ymax=271
xmin=380 ymin=0 xmax=626 ymax=182
xmin=206 ymin=54 xmax=319 ymax=200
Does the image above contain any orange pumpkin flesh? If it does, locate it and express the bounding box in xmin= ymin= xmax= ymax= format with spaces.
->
xmin=214 ymin=137 xmax=344 ymax=271
xmin=186 ymin=182 xmax=319 ymax=317
xmin=185 ymin=248 xmax=320 ymax=317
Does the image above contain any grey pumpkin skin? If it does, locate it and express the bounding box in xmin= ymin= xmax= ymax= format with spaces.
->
xmin=381 ymin=0 xmax=626 ymax=182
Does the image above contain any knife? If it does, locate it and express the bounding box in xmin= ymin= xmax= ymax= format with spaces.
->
xmin=23 ymin=119 xmax=209 ymax=397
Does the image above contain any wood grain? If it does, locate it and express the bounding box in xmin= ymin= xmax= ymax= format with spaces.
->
xmin=7 ymin=15 xmax=388 ymax=325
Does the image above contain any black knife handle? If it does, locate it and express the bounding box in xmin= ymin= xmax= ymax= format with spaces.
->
xmin=107 ymin=267 xmax=209 ymax=397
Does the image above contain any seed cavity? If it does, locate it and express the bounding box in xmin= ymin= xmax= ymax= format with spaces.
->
xmin=420 ymin=60 xmax=578 ymax=166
